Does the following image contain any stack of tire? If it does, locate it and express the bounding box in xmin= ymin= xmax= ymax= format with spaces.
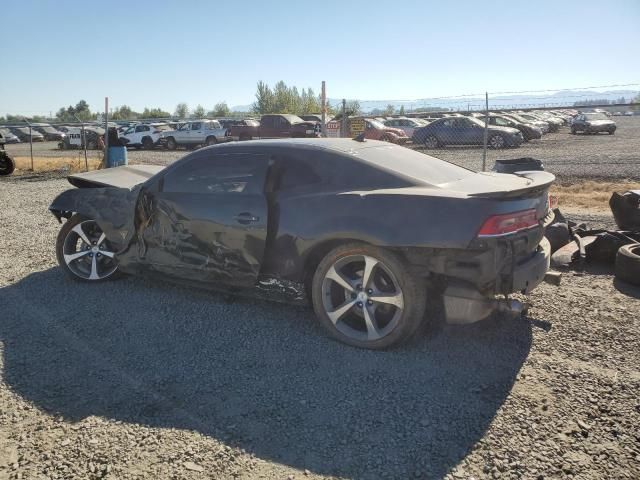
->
xmin=611 ymin=191 xmax=640 ymax=287
xmin=0 ymin=150 xmax=15 ymax=176
xmin=616 ymin=244 xmax=640 ymax=286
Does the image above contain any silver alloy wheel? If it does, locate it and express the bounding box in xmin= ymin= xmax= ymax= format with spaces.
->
xmin=321 ymin=255 xmax=404 ymax=342
xmin=489 ymin=134 xmax=505 ymax=149
xmin=425 ymin=135 xmax=438 ymax=148
xmin=62 ymin=220 xmax=118 ymax=280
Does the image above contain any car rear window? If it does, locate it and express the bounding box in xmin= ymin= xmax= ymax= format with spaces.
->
xmin=354 ymin=145 xmax=474 ymax=185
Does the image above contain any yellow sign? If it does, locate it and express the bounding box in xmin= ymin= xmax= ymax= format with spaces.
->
xmin=350 ymin=118 xmax=365 ymax=137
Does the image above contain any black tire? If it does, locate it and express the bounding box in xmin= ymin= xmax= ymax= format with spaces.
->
xmin=0 ymin=152 xmax=15 ymax=176
xmin=570 ymin=126 xmax=577 ymax=134
xmin=206 ymin=136 xmax=217 ymax=146
xmin=55 ymin=215 xmax=120 ymax=282
xmin=488 ymin=134 xmax=506 ymax=149
xmin=424 ymin=135 xmax=439 ymax=149
xmin=166 ymin=137 xmax=177 ymax=150
xmin=615 ymin=243 xmax=640 ymax=286
xmin=311 ymin=242 xmax=427 ymax=349
xmin=142 ymin=137 xmax=154 ymax=149
xmin=608 ymin=129 xmax=615 ymax=135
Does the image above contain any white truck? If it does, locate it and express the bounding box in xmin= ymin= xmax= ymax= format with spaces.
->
xmin=158 ymin=120 xmax=229 ymax=150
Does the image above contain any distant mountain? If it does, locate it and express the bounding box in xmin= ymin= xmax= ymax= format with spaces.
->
xmin=232 ymin=89 xmax=638 ymax=113
xmin=326 ymin=90 xmax=639 ymax=113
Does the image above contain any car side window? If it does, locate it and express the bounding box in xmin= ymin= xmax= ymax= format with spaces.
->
xmin=443 ymin=119 xmax=454 ymax=127
xmin=191 ymin=122 xmax=202 ymax=130
xmin=162 ymin=153 xmax=268 ymax=195
xmin=135 ymin=125 xmax=144 ymax=133
xmin=262 ymin=117 xmax=274 ymax=128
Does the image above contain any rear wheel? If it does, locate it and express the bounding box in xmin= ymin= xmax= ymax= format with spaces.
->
xmin=166 ymin=137 xmax=177 ymax=150
xmin=56 ymin=215 xmax=119 ymax=282
xmin=489 ymin=134 xmax=506 ymax=149
xmin=142 ymin=137 xmax=154 ymax=149
xmin=608 ymin=129 xmax=615 ymax=135
xmin=311 ymin=243 xmax=427 ymax=349
xmin=571 ymin=126 xmax=577 ymax=134
xmin=206 ymin=136 xmax=217 ymax=146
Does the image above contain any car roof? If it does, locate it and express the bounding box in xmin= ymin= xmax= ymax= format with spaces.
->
xmin=212 ymin=138 xmax=392 ymax=154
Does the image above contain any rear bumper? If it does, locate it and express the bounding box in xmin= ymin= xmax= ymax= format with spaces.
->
xmin=511 ymin=237 xmax=550 ymax=294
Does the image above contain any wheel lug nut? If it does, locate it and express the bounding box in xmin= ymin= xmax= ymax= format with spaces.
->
xmin=357 ymin=284 xmax=362 ymax=290
xmin=357 ymin=302 xmax=363 ymax=308
xmin=367 ymin=289 xmax=373 ymax=295
xmin=367 ymin=299 xmax=373 ymax=305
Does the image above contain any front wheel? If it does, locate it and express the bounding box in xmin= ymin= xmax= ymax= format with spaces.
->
xmin=489 ymin=134 xmax=506 ymax=149
xmin=166 ymin=137 xmax=177 ymax=150
xmin=608 ymin=129 xmax=615 ymax=135
xmin=56 ymin=215 xmax=120 ymax=282
xmin=311 ymin=243 xmax=427 ymax=349
xmin=424 ymin=135 xmax=439 ymax=148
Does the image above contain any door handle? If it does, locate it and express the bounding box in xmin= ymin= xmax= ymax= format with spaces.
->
xmin=234 ymin=212 xmax=259 ymax=224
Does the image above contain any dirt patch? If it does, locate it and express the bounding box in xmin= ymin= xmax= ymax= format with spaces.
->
xmin=551 ymin=180 xmax=639 ymax=210
xmin=12 ymin=155 xmax=102 ymax=173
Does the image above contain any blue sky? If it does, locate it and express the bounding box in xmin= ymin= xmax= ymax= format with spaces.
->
xmin=2 ymin=0 xmax=639 ymax=116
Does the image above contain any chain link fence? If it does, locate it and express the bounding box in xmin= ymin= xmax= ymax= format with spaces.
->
xmin=2 ymin=85 xmax=639 ymax=181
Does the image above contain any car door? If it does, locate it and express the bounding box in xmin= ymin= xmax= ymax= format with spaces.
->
xmin=137 ymin=151 xmax=270 ymax=286
xmin=188 ymin=121 xmax=203 ymax=144
xmin=276 ymin=116 xmax=292 ymax=137
xmin=257 ymin=116 xmax=274 ymax=138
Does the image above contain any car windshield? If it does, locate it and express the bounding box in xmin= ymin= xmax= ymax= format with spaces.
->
xmin=584 ymin=113 xmax=609 ymax=121
xmin=282 ymin=114 xmax=305 ymax=124
xmin=356 ymin=145 xmax=474 ymax=185
xmin=367 ymin=119 xmax=386 ymax=129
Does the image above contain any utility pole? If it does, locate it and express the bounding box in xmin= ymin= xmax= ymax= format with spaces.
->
xmin=482 ymin=92 xmax=489 ymax=172
xmin=341 ymin=99 xmax=347 ymax=138
xmin=104 ymin=97 xmax=109 ymax=167
xmin=321 ymin=81 xmax=327 ymax=137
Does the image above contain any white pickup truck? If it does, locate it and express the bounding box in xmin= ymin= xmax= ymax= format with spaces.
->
xmin=159 ymin=120 xmax=229 ymax=150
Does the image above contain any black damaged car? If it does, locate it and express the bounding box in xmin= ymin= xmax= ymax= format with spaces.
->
xmin=49 ymin=139 xmax=554 ymax=349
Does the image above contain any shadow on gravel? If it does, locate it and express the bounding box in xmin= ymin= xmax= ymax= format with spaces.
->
xmin=0 ymin=269 xmax=532 ymax=479
xmin=614 ymin=278 xmax=640 ymax=299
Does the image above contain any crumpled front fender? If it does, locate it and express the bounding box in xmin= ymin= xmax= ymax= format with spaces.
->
xmin=49 ymin=186 xmax=141 ymax=251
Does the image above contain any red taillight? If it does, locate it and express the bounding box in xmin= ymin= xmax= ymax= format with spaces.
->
xmin=477 ymin=209 xmax=538 ymax=237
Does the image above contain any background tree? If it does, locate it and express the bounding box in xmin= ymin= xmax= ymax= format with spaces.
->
xmin=253 ymin=81 xmax=275 ymax=114
xmin=111 ymin=105 xmax=138 ymax=120
xmin=174 ymin=103 xmax=189 ymax=118
xmin=209 ymin=102 xmax=230 ymax=117
xmin=399 ymin=105 xmax=405 ymax=115
xmin=384 ymin=104 xmax=395 ymax=115
xmin=139 ymin=107 xmax=171 ymax=119
xmin=192 ymin=104 xmax=206 ymax=118
xmin=632 ymin=93 xmax=640 ymax=112
xmin=55 ymin=100 xmax=94 ymax=122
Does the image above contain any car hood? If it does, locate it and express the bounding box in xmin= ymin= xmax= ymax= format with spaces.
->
xmin=67 ymin=165 xmax=165 ymax=189
xmin=384 ymin=127 xmax=407 ymax=136
xmin=587 ymin=120 xmax=614 ymax=126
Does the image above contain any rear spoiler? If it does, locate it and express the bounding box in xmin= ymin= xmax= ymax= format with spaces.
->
xmin=467 ymin=171 xmax=555 ymax=199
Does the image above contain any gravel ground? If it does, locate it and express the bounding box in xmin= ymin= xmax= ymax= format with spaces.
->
xmin=4 ymin=116 xmax=640 ymax=183
xmin=0 ymin=175 xmax=639 ymax=480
